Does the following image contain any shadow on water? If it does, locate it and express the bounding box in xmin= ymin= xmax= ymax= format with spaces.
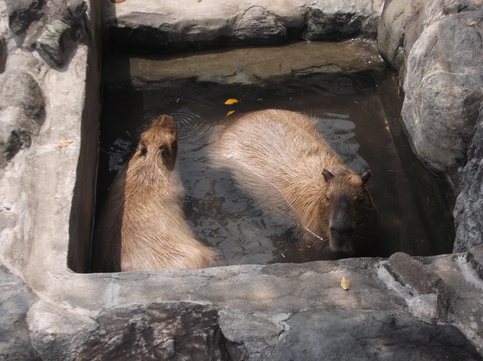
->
xmin=95 ymin=71 xmax=454 ymax=267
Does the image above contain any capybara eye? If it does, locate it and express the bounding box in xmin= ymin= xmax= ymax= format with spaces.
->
xmin=159 ymin=145 xmax=169 ymax=158
xmin=326 ymin=195 xmax=330 ymax=201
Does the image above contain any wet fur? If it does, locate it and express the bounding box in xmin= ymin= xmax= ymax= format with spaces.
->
xmin=92 ymin=115 xmax=216 ymax=271
xmin=217 ymin=109 xmax=376 ymax=258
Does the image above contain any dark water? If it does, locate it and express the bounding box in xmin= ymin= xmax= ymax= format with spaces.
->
xmin=97 ymin=72 xmax=454 ymax=266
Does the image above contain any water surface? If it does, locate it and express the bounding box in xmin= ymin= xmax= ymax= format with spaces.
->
xmin=98 ymin=71 xmax=454 ymax=266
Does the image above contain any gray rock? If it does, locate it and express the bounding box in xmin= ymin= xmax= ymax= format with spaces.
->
xmin=443 ymin=0 xmax=483 ymax=13
xmin=401 ymin=12 xmax=483 ymax=175
xmin=74 ymin=302 xmax=231 ymax=361
xmin=5 ymin=0 xmax=45 ymax=34
xmin=269 ymin=309 xmax=483 ymax=361
xmin=378 ymin=0 xmax=483 ymax=253
xmin=36 ymin=19 xmax=73 ymax=66
xmin=1 ymin=128 xmax=31 ymax=166
xmin=65 ymin=0 xmax=88 ymax=43
xmin=0 ymin=264 xmax=40 ymax=361
xmin=303 ymin=0 xmax=374 ymax=41
xmin=110 ymin=12 xmax=174 ymax=52
xmin=468 ymin=245 xmax=483 ymax=280
xmin=453 ymin=108 xmax=483 ymax=252
xmin=0 ymin=71 xmax=45 ymax=125
xmin=27 ymin=300 xmax=99 ymax=361
xmin=232 ymin=6 xmax=287 ymax=45
xmin=169 ymin=18 xmax=231 ymax=50
xmin=104 ymin=0 xmax=381 ymax=52
xmin=377 ymin=0 xmax=411 ymax=72
xmin=0 ymin=70 xmax=44 ymax=165
xmin=384 ymin=252 xmax=450 ymax=321
xmin=377 ymin=0 xmax=446 ymax=75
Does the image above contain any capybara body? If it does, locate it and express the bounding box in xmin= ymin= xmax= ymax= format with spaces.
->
xmin=92 ymin=115 xmax=216 ymax=272
xmin=218 ymin=109 xmax=376 ymax=259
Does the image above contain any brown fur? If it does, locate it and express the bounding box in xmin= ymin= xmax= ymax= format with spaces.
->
xmin=217 ymin=109 xmax=376 ymax=258
xmin=92 ymin=115 xmax=217 ymax=272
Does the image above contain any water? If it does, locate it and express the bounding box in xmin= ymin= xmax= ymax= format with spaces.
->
xmin=97 ymin=71 xmax=454 ymax=266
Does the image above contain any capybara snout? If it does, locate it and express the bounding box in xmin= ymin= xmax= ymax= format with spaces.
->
xmin=323 ymin=167 xmax=373 ymax=253
xmin=92 ymin=115 xmax=216 ymax=272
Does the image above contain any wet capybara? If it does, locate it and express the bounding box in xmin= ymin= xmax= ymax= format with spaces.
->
xmin=92 ymin=115 xmax=217 ymax=272
xmin=217 ymin=109 xmax=376 ymax=259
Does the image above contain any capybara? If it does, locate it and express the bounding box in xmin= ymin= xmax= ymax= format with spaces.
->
xmin=217 ymin=109 xmax=376 ymax=259
xmin=92 ymin=115 xmax=217 ymax=272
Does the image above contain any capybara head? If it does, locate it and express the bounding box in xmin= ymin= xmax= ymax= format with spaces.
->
xmin=322 ymin=167 xmax=374 ymax=254
xmin=130 ymin=115 xmax=178 ymax=173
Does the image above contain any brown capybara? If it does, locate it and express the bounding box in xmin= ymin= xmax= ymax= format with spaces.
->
xmin=217 ymin=109 xmax=376 ymax=259
xmin=92 ymin=115 xmax=217 ymax=272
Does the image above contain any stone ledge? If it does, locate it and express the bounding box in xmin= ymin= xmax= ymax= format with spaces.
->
xmin=103 ymin=0 xmax=383 ymax=52
xmin=3 ymin=252 xmax=483 ymax=359
xmin=104 ymin=41 xmax=385 ymax=88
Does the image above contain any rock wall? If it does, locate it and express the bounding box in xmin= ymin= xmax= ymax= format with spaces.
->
xmin=0 ymin=0 xmax=482 ymax=360
xmin=103 ymin=0 xmax=384 ymax=52
xmin=378 ymin=0 xmax=483 ymax=252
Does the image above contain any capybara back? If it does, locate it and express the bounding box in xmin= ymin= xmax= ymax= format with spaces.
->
xmin=92 ymin=115 xmax=217 ymax=271
xmin=218 ymin=109 xmax=376 ymax=259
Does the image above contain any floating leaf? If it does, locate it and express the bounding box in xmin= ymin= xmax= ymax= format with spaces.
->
xmin=226 ymin=110 xmax=235 ymax=117
xmin=58 ymin=140 xmax=73 ymax=148
xmin=224 ymin=98 xmax=239 ymax=105
xmin=111 ymin=0 xmax=125 ymax=3
xmin=340 ymin=277 xmax=351 ymax=291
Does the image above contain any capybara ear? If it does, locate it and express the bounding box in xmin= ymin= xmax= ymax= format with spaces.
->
xmin=361 ymin=170 xmax=372 ymax=185
xmin=322 ymin=169 xmax=334 ymax=182
xmin=161 ymin=140 xmax=178 ymax=171
xmin=139 ymin=142 xmax=147 ymax=157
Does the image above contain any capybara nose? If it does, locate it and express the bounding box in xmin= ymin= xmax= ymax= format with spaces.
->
xmin=330 ymin=225 xmax=354 ymax=238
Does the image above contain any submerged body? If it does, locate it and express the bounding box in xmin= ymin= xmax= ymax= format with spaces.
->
xmin=92 ymin=115 xmax=216 ymax=272
xmin=218 ymin=109 xmax=376 ymax=259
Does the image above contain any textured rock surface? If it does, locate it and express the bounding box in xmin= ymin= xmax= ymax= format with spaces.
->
xmin=378 ymin=0 xmax=483 ymax=252
xmin=75 ymin=303 xmax=231 ymax=361
xmin=269 ymin=310 xmax=482 ymax=361
xmin=401 ymin=13 xmax=482 ymax=174
xmin=384 ymin=252 xmax=449 ymax=322
xmin=36 ymin=19 xmax=73 ymax=66
xmin=103 ymin=0 xmax=383 ymax=52
xmin=303 ymin=0 xmax=380 ymax=41
xmin=0 ymin=54 xmax=44 ymax=167
xmin=454 ymin=109 xmax=483 ymax=252
xmin=0 ymin=265 xmax=40 ymax=361
xmin=233 ymin=6 xmax=287 ymax=45
xmin=0 ymin=0 xmax=482 ymax=360
xmin=5 ymin=0 xmax=45 ymax=34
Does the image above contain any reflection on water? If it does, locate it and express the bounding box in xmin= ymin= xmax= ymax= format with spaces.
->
xmin=98 ymin=72 xmax=454 ymax=266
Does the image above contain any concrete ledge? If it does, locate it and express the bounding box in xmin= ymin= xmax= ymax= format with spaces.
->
xmin=103 ymin=0 xmax=384 ymax=52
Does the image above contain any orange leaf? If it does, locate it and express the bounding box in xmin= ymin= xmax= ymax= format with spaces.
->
xmin=224 ymin=98 xmax=239 ymax=105
xmin=226 ymin=110 xmax=235 ymax=117
xmin=111 ymin=0 xmax=125 ymax=3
